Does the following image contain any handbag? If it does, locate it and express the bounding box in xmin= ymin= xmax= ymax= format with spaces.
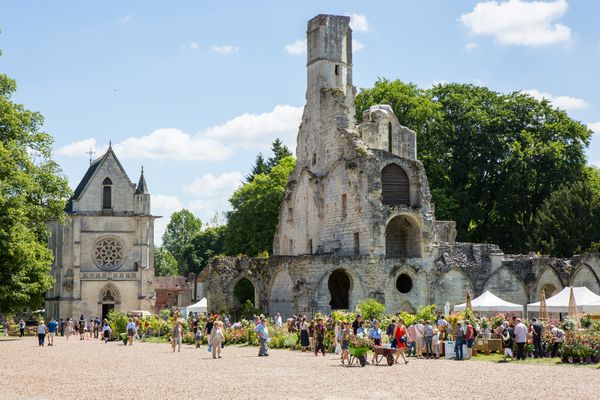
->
xmin=400 ymin=335 xmax=408 ymax=343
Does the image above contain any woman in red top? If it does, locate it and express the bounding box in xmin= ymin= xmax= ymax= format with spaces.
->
xmin=393 ymin=319 xmax=409 ymax=365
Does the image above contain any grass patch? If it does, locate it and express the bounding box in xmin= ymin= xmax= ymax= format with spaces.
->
xmin=471 ymin=353 xmax=596 ymax=368
xmin=140 ymin=336 xmax=169 ymax=343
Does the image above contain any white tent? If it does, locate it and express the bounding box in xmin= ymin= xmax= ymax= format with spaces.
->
xmin=586 ymin=299 xmax=600 ymax=313
xmin=454 ymin=290 xmax=524 ymax=312
xmin=527 ymin=286 xmax=600 ymax=313
xmin=186 ymin=298 xmax=208 ymax=313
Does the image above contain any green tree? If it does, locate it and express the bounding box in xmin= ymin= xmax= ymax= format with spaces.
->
xmin=246 ymin=153 xmax=269 ymax=182
xmin=356 ymin=79 xmax=591 ymax=253
xmin=182 ymin=225 xmax=226 ymax=274
xmin=529 ymin=180 xmax=600 ymax=257
xmin=154 ymin=247 xmax=178 ymax=276
xmin=0 ymin=69 xmax=71 ymax=314
xmin=267 ymin=138 xmax=292 ymax=170
xmin=224 ymin=156 xmax=296 ymax=256
xmin=162 ymin=209 xmax=202 ymax=275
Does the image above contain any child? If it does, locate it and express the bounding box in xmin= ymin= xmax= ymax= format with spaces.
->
xmin=432 ymin=327 xmax=440 ymax=359
xmin=210 ymin=321 xmax=225 ymax=359
xmin=341 ymin=322 xmax=352 ymax=366
xmin=195 ymin=324 xmax=203 ymax=349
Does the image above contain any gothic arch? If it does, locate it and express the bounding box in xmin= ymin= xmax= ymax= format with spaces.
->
xmin=381 ymin=163 xmax=410 ymax=207
xmin=97 ymin=283 xmax=121 ymax=304
xmin=316 ymin=267 xmax=366 ymax=313
xmin=385 ymin=214 xmax=421 ymax=258
xmin=570 ymin=264 xmax=600 ymax=294
xmin=435 ymin=269 xmax=474 ymax=308
xmin=535 ymin=266 xmax=563 ymax=299
xmin=231 ymin=275 xmax=259 ymax=307
xmin=483 ymin=267 xmax=529 ymax=305
xmin=269 ymin=270 xmax=294 ymax=318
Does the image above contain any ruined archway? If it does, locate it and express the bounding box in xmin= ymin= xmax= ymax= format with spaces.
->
xmin=328 ymin=269 xmax=351 ymax=310
xmin=385 ymin=215 xmax=421 ymax=258
xmin=233 ymin=277 xmax=256 ymax=307
xmin=381 ymin=164 xmax=410 ymax=206
xmin=269 ymin=271 xmax=294 ymax=318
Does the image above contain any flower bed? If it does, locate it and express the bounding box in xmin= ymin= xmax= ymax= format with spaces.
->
xmin=561 ymin=332 xmax=600 ymax=364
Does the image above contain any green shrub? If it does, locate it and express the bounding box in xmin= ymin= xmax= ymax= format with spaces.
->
xmin=107 ymin=310 xmax=128 ymax=337
xmin=356 ymin=298 xmax=386 ymax=321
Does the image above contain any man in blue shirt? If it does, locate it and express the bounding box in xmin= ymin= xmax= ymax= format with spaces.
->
xmin=254 ymin=318 xmax=270 ymax=357
xmin=47 ymin=318 xmax=58 ymax=346
xmin=369 ymin=320 xmax=382 ymax=364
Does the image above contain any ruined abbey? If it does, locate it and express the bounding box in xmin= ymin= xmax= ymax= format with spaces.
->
xmin=205 ymin=14 xmax=600 ymax=317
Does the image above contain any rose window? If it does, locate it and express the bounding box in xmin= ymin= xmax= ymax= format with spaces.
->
xmin=93 ymin=238 xmax=124 ymax=270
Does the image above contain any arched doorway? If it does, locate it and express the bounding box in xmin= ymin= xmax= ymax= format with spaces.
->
xmin=385 ymin=215 xmax=421 ymax=258
xmin=328 ymin=269 xmax=351 ymax=310
xmin=234 ymin=277 xmax=256 ymax=307
xmin=269 ymin=271 xmax=294 ymax=318
xmin=381 ymin=164 xmax=409 ymax=206
xmin=98 ymin=283 xmax=120 ymax=320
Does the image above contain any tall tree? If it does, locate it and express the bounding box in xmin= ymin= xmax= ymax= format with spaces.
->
xmin=182 ymin=225 xmax=226 ymax=274
xmin=162 ymin=209 xmax=202 ymax=275
xmin=356 ymin=79 xmax=591 ymax=253
xmin=529 ymin=180 xmax=600 ymax=257
xmin=246 ymin=153 xmax=269 ymax=182
xmin=154 ymin=247 xmax=178 ymax=276
xmin=267 ymin=138 xmax=292 ymax=169
xmin=0 ymin=70 xmax=71 ymax=314
xmin=224 ymin=156 xmax=296 ymax=256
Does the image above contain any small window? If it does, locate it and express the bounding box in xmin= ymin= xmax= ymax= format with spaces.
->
xmin=341 ymin=194 xmax=347 ymax=218
xmin=312 ymin=153 xmax=317 ymax=165
xmin=396 ymin=274 xmax=413 ymax=293
xmin=353 ymin=232 xmax=360 ymax=255
xmin=103 ymin=177 xmax=113 ymax=185
xmin=335 ymin=65 xmax=340 ymax=75
xmin=388 ymin=122 xmax=393 ymax=153
xmin=102 ymin=186 xmax=112 ymax=209
xmin=288 ymin=207 xmax=293 ymax=222
xmin=308 ymin=239 xmax=313 ymax=255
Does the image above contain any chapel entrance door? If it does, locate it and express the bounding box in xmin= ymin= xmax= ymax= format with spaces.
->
xmin=102 ymin=303 xmax=114 ymax=320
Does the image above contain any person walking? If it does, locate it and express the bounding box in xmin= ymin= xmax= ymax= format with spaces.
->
xmin=59 ymin=318 xmax=65 ymax=337
xmin=254 ymin=317 xmax=270 ymax=357
xmin=18 ymin=319 xmax=26 ymax=337
xmin=340 ymin=322 xmax=352 ymax=366
xmin=406 ymin=323 xmax=417 ymax=357
xmin=78 ymin=318 xmax=85 ymax=341
xmin=453 ymin=321 xmax=465 ymax=361
xmin=299 ymin=317 xmax=309 ymax=352
xmin=210 ymin=321 xmax=225 ymax=359
xmin=275 ymin=313 xmax=283 ymax=327
xmin=392 ymin=319 xmax=409 ymax=365
xmin=514 ymin=318 xmax=527 ymax=360
xmin=423 ymin=320 xmax=434 ymax=359
xmin=101 ymin=319 xmax=112 ymax=343
xmin=465 ymin=320 xmax=475 ymax=358
xmin=437 ymin=316 xmax=449 ymax=341
xmin=126 ymin=318 xmax=136 ymax=346
xmin=47 ymin=318 xmax=58 ymax=346
xmin=550 ymin=325 xmax=564 ymax=358
xmin=501 ymin=321 xmax=514 ymax=361
xmin=369 ymin=320 xmax=382 ymax=364
xmin=37 ymin=320 xmax=47 ymax=347
xmin=352 ymin=315 xmax=363 ymax=335
xmin=65 ymin=318 xmax=74 ymax=340
xmin=171 ymin=319 xmax=184 ymax=353
xmin=313 ymin=318 xmax=327 ymax=356
xmin=414 ymin=319 xmax=425 ymax=359
xmin=531 ymin=318 xmax=543 ymax=358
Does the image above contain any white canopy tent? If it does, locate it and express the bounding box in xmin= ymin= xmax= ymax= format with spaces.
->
xmin=527 ymin=286 xmax=600 ymax=313
xmin=586 ymin=299 xmax=600 ymax=313
xmin=454 ymin=290 xmax=524 ymax=313
xmin=186 ymin=298 xmax=208 ymax=314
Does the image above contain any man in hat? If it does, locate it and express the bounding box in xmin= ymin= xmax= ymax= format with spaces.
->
xmin=254 ymin=317 xmax=270 ymax=357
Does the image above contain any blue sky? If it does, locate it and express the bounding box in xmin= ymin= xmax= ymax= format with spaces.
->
xmin=1 ymin=0 xmax=599 ymax=242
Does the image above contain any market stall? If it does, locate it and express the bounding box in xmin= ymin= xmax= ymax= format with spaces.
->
xmin=453 ymin=290 xmax=524 ymax=313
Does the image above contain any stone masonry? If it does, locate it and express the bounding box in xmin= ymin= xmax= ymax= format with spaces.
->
xmin=205 ymin=14 xmax=600 ymax=317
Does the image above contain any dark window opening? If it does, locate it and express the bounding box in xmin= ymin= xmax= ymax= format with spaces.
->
xmin=335 ymin=65 xmax=340 ymax=75
xmin=312 ymin=153 xmax=317 ymax=165
xmin=102 ymin=186 xmax=112 ymax=209
xmin=341 ymin=194 xmax=347 ymax=218
xmin=328 ymin=269 xmax=350 ymax=309
xmin=308 ymin=239 xmax=313 ymax=255
xmin=234 ymin=277 xmax=255 ymax=306
xmin=381 ymin=164 xmax=410 ymax=207
xmin=396 ymin=274 xmax=413 ymax=293
xmin=353 ymin=232 xmax=360 ymax=255
xmin=103 ymin=177 xmax=113 ymax=185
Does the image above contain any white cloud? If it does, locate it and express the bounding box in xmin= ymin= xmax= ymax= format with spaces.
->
xmin=284 ymin=39 xmax=306 ymax=56
xmin=203 ymin=104 xmax=302 ymax=150
xmin=352 ymin=39 xmax=364 ymax=52
xmin=119 ymin=13 xmax=133 ymax=23
xmin=113 ymin=128 xmax=234 ymax=161
xmin=57 ymin=105 xmax=302 ymax=161
xmin=349 ymin=13 xmax=369 ymax=32
xmin=465 ymin=42 xmax=478 ymax=50
xmin=56 ymin=138 xmax=106 ymax=157
xmin=183 ymin=172 xmax=243 ymax=198
xmin=460 ymin=0 xmax=572 ymax=46
xmin=588 ymin=121 xmax=600 ymax=134
xmin=211 ymin=45 xmax=239 ymax=54
xmin=189 ymin=42 xmax=200 ymax=50
xmin=522 ymin=89 xmax=588 ymax=111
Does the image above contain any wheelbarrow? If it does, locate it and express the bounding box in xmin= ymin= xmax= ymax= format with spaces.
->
xmin=372 ymin=346 xmax=396 ymax=366
xmin=348 ymin=346 xmax=369 ymax=367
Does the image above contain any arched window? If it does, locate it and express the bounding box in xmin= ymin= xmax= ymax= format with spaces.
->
xmin=388 ymin=122 xmax=393 ymax=153
xmin=381 ymin=164 xmax=410 ymax=206
xmin=102 ymin=177 xmax=112 ymax=209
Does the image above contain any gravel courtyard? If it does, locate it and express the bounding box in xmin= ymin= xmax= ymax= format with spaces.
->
xmin=1 ymin=337 xmax=598 ymax=400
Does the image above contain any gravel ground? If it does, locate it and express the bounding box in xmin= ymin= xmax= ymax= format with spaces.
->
xmin=1 ymin=337 xmax=598 ymax=400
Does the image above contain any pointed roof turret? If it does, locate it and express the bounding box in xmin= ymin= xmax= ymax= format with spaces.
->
xmin=135 ymin=166 xmax=149 ymax=194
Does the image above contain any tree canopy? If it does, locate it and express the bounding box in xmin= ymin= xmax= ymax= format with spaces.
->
xmin=161 ymin=209 xmax=202 ymax=275
xmin=356 ymin=79 xmax=592 ymax=254
xmin=224 ymin=155 xmax=296 ymax=256
xmin=0 ymin=71 xmax=71 ymax=314
xmin=154 ymin=246 xmax=178 ymax=277
xmin=182 ymin=225 xmax=226 ymax=274
xmin=245 ymin=139 xmax=292 ymax=182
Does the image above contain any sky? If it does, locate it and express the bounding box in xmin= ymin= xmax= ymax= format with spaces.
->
xmin=1 ymin=0 xmax=600 ymax=243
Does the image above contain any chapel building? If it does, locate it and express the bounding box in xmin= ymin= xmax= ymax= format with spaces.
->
xmin=46 ymin=146 xmax=157 ymax=320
